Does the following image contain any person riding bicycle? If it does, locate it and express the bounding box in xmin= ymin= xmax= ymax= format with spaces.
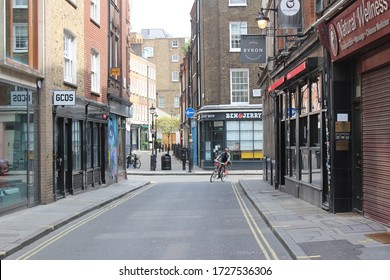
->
xmin=214 ymin=148 xmax=231 ymax=178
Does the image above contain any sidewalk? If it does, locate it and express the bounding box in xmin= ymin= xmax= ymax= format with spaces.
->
xmin=239 ymin=179 xmax=390 ymax=260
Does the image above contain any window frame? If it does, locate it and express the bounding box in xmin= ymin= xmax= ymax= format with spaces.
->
xmin=230 ymin=68 xmax=249 ymax=104
xmin=13 ymin=23 xmax=28 ymax=52
xmin=64 ymin=31 xmax=77 ymax=85
xmin=172 ymin=54 xmax=179 ymax=62
xmin=172 ymin=71 xmax=179 ymax=82
xmin=91 ymin=49 xmax=100 ymax=94
xmin=229 ymin=21 xmax=247 ymax=52
xmin=13 ymin=0 xmax=28 ymax=8
xmin=228 ymin=0 xmax=247 ymax=6
xmin=172 ymin=40 xmax=179 ymax=48
xmin=90 ymin=0 xmax=100 ymax=24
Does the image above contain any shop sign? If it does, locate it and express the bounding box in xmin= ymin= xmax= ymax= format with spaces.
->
xmin=240 ymin=35 xmax=266 ymax=63
xmin=53 ymin=90 xmax=76 ymax=106
xmin=327 ymin=0 xmax=390 ymax=61
xmin=225 ymin=112 xmax=262 ymax=120
xmin=278 ymin=0 xmax=303 ymax=29
xmin=11 ymin=91 xmax=32 ymax=106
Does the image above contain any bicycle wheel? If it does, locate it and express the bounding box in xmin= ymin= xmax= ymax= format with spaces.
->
xmin=134 ymin=158 xmax=141 ymax=169
xmin=220 ymin=166 xmax=227 ymax=181
xmin=210 ymin=170 xmax=217 ymax=182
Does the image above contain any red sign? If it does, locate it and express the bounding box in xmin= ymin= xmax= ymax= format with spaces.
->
xmin=327 ymin=0 xmax=390 ymax=61
xmin=287 ymin=61 xmax=307 ymax=80
xmin=268 ymin=76 xmax=286 ymax=92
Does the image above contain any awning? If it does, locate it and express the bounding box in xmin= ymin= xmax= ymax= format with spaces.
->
xmin=268 ymin=76 xmax=285 ymax=92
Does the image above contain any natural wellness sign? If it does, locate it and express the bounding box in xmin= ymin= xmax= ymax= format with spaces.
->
xmin=327 ymin=0 xmax=389 ymax=61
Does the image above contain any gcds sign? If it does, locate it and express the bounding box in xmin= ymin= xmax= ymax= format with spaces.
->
xmin=53 ymin=90 xmax=76 ymax=106
xmin=327 ymin=0 xmax=389 ymax=61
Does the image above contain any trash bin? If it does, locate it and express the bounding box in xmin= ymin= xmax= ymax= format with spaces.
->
xmin=161 ymin=154 xmax=171 ymax=170
xmin=150 ymin=154 xmax=156 ymax=171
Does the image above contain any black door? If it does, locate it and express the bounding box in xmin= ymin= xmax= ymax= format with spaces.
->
xmin=353 ymin=101 xmax=362 ymax=211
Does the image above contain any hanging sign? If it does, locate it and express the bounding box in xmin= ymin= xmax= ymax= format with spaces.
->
xmin=240 ymin=35 xmax=266 ymax=63
xmin=278 ymin=0 xmax=303 ymax=29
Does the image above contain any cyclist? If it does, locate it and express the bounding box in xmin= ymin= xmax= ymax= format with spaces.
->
xmin=214 ymin=148 xmax=231 ymax=178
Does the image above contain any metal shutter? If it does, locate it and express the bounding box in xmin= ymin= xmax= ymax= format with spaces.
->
xmin=362 ymin=65 xmax=390 ymax=226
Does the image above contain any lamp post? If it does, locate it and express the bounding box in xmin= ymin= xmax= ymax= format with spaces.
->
xmin=256 ymin=4 xmax=280 ymax=189
xmin=150 ymin=104 xmax=156 ymax=170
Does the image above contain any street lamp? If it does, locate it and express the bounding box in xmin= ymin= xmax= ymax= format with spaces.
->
xmin=255 ymin=5 xmax=279 ymax=189
xmin=150 ymin=104 xmax=156 ymax=170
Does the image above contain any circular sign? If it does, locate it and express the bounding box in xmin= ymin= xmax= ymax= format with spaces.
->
xmin=328 ymin=24 xmax=339 ymax=57
xmin=280 ymin=0 xmax=301 ymax=16
xmin=186 ymin=107 xmax=195 ymax=118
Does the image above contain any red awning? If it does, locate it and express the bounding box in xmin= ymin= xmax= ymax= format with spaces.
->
xmin=268 ymin=76 xmax=285 ymax=92
xmin=287 ymin=61 xmax=307 ymax=80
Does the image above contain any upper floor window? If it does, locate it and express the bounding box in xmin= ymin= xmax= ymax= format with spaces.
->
xmin=172 ymin=71 xmax=179 ymax=82
xmin=229 ymin=0 xmax=247 ymax=6
xmin=230 ymin=22 xmax=247 ymax=52
xmin=13 ymin=24 xmax=28 ymax=52
xmin=13 ymin=0 xmax=28 ymax=8
xmin=230 ymin=69 xmax=249 ymax=104
xmin=90 ymin=0 xmax=100 ymax=24
xmin=172 ymin=54 xmax=179 ymax=62
xmin=91 ymin=49 xmax=100 ymax=94
xmin=64 ymin=31 xmax=77 ymax=84
xmin=159 ymin=97 xmax=165 ymax=108
xmin=172 ymin=40 xmax=179 ymax=48
xmin=174 ymin=97 xmax=180 ymax=108
xmin=143 ymin=47 xmax=153 ymax=58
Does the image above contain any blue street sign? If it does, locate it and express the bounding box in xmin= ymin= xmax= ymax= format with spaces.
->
xmin=186 ymin=107 xmax=195 ymax=118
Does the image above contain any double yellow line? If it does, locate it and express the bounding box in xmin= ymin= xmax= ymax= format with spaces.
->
xmin=17 ymin=184 xmax=155 ymax=260
xmin=232 ymin=183 xmax=279 ymax=260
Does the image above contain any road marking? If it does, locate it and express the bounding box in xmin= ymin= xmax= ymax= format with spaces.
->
xmin=232 ymin=183 xmax=279 ymax=260
xmin=16 ymin=184 xmax=155 ymax=260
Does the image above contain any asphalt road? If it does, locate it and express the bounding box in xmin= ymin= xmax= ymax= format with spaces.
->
xmin=6 ymin=175 xmax=291 ymax=260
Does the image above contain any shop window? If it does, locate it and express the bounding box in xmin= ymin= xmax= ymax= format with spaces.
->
xmin=72 ymin=121 xmax=82 ymax=170
xmin=300 ymin=84 xmax=309 ymax=114
xmin=311 ymin=149 xmax=321 ymax=186
xmin=311 ymin=75 xmax=322 ymax=112
xmin=300 ymin=148 xmax=309 ymax=182
xmin=286 ymin=148 xmax=297 ymax=177
xmin=86 ymin=123 xmax=92 ymax=169
xmin=299 ymin=116 xmax=308 ymax=145
xmin=310 ymin=114 xmax=320 ymax=146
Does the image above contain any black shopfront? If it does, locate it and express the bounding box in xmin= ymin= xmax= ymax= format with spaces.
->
xmin=53 ymin=97 xmax=108 ymax=198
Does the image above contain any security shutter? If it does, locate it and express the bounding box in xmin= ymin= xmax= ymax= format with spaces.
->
xmin=361 ymin=65 xmax=390 ymax=226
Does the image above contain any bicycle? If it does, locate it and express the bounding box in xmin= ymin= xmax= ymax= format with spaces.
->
xmin=210 ymin=160 xmax=229 ymax=182
xmin=126 ymin=153 xmax=141 ymax=169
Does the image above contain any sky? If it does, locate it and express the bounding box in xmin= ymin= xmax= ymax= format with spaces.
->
xmin=130 ymin=0 xmax=194 ymax=38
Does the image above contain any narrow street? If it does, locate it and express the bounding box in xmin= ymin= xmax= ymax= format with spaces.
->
xmin=6 ymin=175 xmax=291 ymax=260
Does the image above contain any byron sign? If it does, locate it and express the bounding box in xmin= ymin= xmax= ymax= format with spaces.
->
xmin=240 ymin=35 xmax=266 ymax=63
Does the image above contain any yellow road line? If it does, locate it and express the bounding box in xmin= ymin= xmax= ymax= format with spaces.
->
xmin=17 ymin=184 xmax=154 ymax=260
xmin=232 ymin=183 xmax=279 ymax=260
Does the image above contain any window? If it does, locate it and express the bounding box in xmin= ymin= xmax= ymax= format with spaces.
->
xmin=174 ymin=97 xmax=180 ymax=108
xmin=143 ymin=47 xmax=153 ymax=58
xmin=93 ymin=123 xmax=99 ymax=167
xmin=229 ymin=22 xmax=247 ymax=52
xmin=90 ymin=0 xmax=100 ymax=23
xmin=172 ymin=40 xmax=178 ymax=48
xmin=72 ymin=121 xmax=81 ymax=170
xmin=86 ymin=123 xmax=92 ymax=168
xmin=91 ymin=49 xmax=100 ymax=93
xmin=13 ymin=24 xmax=28 ymax=52
xmin=64 ymin=31 xmax=77 ymax=84
xmin=110 ymin=33 xmax=119 ymax=68
xmin=172 ymin=71 xmax=179 ymax=82
xmin=172 ymin=54 xmax=179 ymax=62
xmin=230 ymin=69 xmax=249 ymax=104
xmin=13 ymin=0 xmax=28 ymax=8
xmin=226 ymin=120 xmax=263 ymax=160
xmin=229 ymin=0 xmax=247 ymax=6
xmin=159 ymin=97 xmax=165 ymax=108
